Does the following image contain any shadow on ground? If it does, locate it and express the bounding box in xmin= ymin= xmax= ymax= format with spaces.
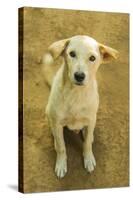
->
xmin=8 ymin=185 xmax=18 ymax=191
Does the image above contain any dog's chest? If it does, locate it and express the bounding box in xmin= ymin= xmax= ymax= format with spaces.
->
xmin=60 ymin=87 xmax=98 ymax=130
xmin=64 ymin=93 xmax=89 ymax=116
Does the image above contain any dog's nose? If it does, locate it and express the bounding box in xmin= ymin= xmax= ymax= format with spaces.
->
xmin=74 ymin=72 xmax=85 ymax=82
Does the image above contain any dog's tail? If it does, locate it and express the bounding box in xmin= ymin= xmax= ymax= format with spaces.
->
xmin=43 ymin=52 xmax=55 ymax=66
xmin=41 ymin=52 xmax=59 ymax=87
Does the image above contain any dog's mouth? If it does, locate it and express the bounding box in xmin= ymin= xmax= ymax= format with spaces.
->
xmin=74 ymin=81 xmax=85 ymax=86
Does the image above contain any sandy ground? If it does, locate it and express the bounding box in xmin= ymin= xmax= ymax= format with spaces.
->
xmin=21 ymin=7 xmax=129 ymax=193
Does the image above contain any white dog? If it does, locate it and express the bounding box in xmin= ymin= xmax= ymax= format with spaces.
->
xmin=44 ymin=35 xmax=118 ymax=178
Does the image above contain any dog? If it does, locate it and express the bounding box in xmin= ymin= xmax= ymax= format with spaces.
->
xmin=44 ymin=35 xmax=119 ymax=178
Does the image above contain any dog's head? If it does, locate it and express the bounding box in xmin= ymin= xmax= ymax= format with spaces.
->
xmin=45 ymin=35 xmax=119 ymax=86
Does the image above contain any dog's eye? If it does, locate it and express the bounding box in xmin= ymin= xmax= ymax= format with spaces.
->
xmin=89 ymin=55 xmax=96 ymax=62
xmin=69 ymin=51 xmax=76 ymax=57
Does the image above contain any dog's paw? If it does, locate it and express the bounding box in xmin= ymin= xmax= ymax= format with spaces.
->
xmin=84 ymin=152 xmax=96 ymax=173
xmin=55 ymin=158 xmax=67 ymax=178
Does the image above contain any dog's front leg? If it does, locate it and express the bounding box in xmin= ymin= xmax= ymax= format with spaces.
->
xmin=51 ymin=124 xmax=67 ymax=178
xmin=83 ymin=116 xmax=96 ymax=173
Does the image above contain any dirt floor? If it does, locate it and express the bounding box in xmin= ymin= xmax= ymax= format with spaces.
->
xmin=21 ymin=7 xmax=129 ymax=193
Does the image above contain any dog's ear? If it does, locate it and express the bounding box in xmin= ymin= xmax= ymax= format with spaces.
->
xmin=48 ymin=39 xmax=70 ymax=60
xmin=43 ymin=39 xmax=70 ymax=65
xmin=99 ymin=43 xmax=119 ymax=63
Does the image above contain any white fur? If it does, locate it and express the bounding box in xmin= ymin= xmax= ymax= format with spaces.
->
xmin=44 ymin=35 xmax=118 ymax=178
